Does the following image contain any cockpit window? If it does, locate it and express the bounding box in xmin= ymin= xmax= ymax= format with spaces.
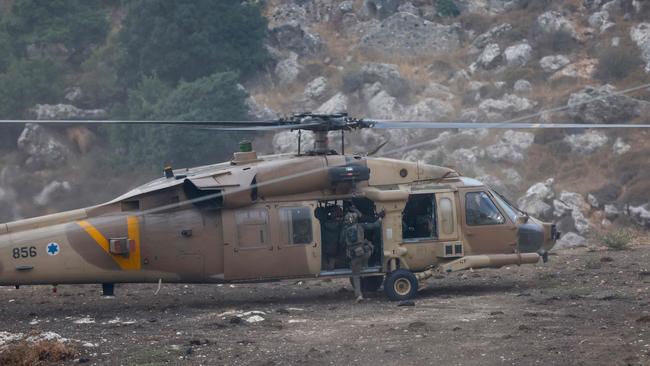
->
xmin=465 ymin=191 xmax=505 ymax=226
xmin=491 ymin=191 xmax=518 ymax=223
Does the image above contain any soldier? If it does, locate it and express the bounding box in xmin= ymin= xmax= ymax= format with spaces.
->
xmin=341 ymin=206 xmax=382 ymax=302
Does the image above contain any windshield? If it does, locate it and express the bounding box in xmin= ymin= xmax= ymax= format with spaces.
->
xmin=490 ymin=190 xmax=520 ymax=223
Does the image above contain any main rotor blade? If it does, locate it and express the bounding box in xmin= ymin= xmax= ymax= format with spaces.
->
xmin=201 ymin=122 xmax=323 ymax=131
xmin=369 ymin=121 xmax=650 ymax=129
xmin=0 ymin=119 xmax=281 ymax=125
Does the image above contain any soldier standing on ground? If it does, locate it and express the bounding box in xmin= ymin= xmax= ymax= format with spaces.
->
xmin=341 ymin=206 xmax=382 ymax=302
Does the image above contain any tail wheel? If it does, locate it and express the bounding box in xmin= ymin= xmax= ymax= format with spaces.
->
xmin=384 ymin=269 xmax=418 ymax=301
xmin=350 ymin=276 xmax=384 ymax=292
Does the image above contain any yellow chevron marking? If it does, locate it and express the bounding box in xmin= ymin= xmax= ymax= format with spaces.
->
xmin=77 ymin=217 xmax=141 ymax=271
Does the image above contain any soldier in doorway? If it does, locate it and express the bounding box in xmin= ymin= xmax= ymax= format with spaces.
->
xmin=341 ymin=206 xmax=382 ymax=302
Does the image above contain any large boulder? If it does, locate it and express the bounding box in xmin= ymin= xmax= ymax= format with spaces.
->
xmin=630 ymin=23 xmax=650 ymax=73
xmin=17 ymin=123 xmax=70 ymax=169
xmin=472 ymin=23 xmax=512 ymax=49
xmin=268 ymin=21 xmax=323 ymax=56
xmin=567 ymin=85 xmax=642 ymax=124
xmin=358 ymin=13 xmax=462 ymax=56
xmin=539 ymin=55 xmax=570 ymax=73
xmin=563 ymin=131 xmax=608 ymax=154
xmin=588 ymin=10 xmax=615 ymax=33
xmin=30 ymin=104 xmax=107 ymax=120
xmin=554 ymin=191 xmax=591 ymax=235
xmin=628 ymin=204 xmax=650 ymax=228
xmin=404 ymin=97 xmax=455 ymax=121
xmin=536 ymin=11 xmax=577 ymax=38
xmin=476 ymin=43 xmax=502 ymax=69
xmin=588 ymin=184 xmax=622 ymax=209
xmin=303 ymin=76 xmax=329 ymax=100
xmin=485 ymin=130 xmax=534 ymax=163
xmin=517 ymin=178 xmax=556 ymax=220
xmin=455 ymin=0 xmax=519 ymax=15
xmin=504 ymin=42 xmax=532 ymax=67
xmin=551 ymin=59 xmax=598 ymax=80
xmin=366 ymin=90 xmax=402 ymax=119
xmin=478 ymin=94 xmax=536 ymax=119
xmin=275 ymin=52 xmax=302 ymax=86
xmin=316 ymin=92 xmax=349 ymax=114
xmin=246 ymin=96 xmax=277 ymax=121
xmin=360 ymin=63 xmax=409 ymax=96
xmin=553 ymin=232 xmax=587 ymax=250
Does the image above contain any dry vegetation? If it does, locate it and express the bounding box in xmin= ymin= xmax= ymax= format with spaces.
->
xmin=0 ymin=340 xmax=77 ymax=366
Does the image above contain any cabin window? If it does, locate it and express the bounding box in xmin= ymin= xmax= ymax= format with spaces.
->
xmin=465 ymin=192 xmax=504 ymax=226
xmin=279 ymin=207 xmax=313 ymax=245
xmin=402 ymin=194 xmax=437 ymax=240
xmin=235 ymin=208 xmax=269 ymax=248
xmin=439 ymin=197 xmax=455 ymax=235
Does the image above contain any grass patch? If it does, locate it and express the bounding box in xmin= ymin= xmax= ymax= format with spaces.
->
xmin=0 ymin=340 xmax=77 ymax=366
xmin=600 ymin=229 xmax=635 ymax=251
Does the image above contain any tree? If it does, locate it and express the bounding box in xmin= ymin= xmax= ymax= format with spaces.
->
xmin=436 ymin=0 xmax=460 ymax=17
xmin=105 ymin=72 xmax=247 ymax=171
xmin=118 ymin=0 xmax=268 ymax=87
xmin=4 ymin=0 xmax=108 ymax=51
xmin=0 ymin=57 xmax=65 ymax=118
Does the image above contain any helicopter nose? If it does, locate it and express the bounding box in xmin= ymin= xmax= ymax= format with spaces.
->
xmin=517 ymin=222 xmax=544 ymax=254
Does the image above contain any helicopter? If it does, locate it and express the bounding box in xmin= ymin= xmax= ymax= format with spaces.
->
xmin=1 ymin=112 xmax=649 ymax=301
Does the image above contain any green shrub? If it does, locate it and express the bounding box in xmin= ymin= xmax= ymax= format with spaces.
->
xmin=436 ymin=0 xmax=460 ymax=17
xmin=4 ymin=0 xmax=108 ymax=51
xmin=594 ymin=45 xmax=642 ymax=82
xmin=0 ymin=57 xmax=66 ymax=118
xmin=118 ymin=0 xmax=268 ymax=87
xmin=104 ymin=72 xmax=247 ymax=171
xmin=535 ymin=30 xmax=577 ymax=54
xmin=600 ymin=229 xmax=635 ymax=251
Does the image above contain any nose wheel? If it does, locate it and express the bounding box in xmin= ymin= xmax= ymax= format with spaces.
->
xmin=384 ymin=269 xmax=418 ymax=301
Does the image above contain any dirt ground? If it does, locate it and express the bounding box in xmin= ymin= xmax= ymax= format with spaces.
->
xmin=2 ymin=244 xmax=650 ymax=366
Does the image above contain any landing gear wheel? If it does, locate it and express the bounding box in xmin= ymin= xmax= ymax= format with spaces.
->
xmin=350 ymin=276 xmax=384 ymax=292
xmin=384 ymin=269 xmax=418 ymax=301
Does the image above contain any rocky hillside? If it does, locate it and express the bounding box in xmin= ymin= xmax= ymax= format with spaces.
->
xmin=1 ymin=0 xmax=649 ymax=249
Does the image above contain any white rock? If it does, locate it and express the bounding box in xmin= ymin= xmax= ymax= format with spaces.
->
xmin=485 ymin=130 xmax=534 ymax=163
xmin=554 ymin=232 xmax=587 ymax=249
xmin=316 ymin=92 xmax=348 ymax=114
xmin=31 ymin=104 xmax=106 ymax=120
xmin=502 ymin=168 xmax=522 ymax=186
xmin=604 ymin=204 xmax=620 ymax=220
xmin=563 ymin=131 xmax=608 ymax=154
xmin=504 ymin=42 xmax=532 ymax=67
xmin=613 ymin=137 xmax=631 ymax=156
xmin=588 ymin=10 xmax=610 ymax=30
xmin=404 ymin=97 xmax=454 ymax=121
xmin=513 ymin=79 xmax=532 ymax=93
xmin=630 ymin=23 xmax=650 ymax=72
xmin=552 ymin=59 xmax=598 ymax=80
xmin=539 ymin=55 xmax=570 ymax=72
xmin=587 ymin=193 xmax=599 ymax=209
xmin=303 ymin=76 xmax=329 ymax=100
xmin=477 ymin=43 xmax=502 ymax=68
xmin=536 ymin=11 xmax=577 ymax=37
xmin=422 ymin=82 xmax=455 ymax=100
xmin=366 ymin=90 xmax=401 ymax=119
xmin=17 ymin=123 xmax=70 ymax=168
xmin=473 ymin=23 xmax=512 ymax=48
xmin=358 ymin=12 xmax=462 ymax=56
xmin=628 ymin=204 xmax=650 ymax=228
xmin=275 ymin=52 xmax=302 ymax=86
xmin=479 ymin=94 xmax=536 ymax=118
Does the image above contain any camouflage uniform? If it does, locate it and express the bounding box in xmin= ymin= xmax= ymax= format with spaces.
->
xmin=342 ymin=212 xmax=381 ymax=301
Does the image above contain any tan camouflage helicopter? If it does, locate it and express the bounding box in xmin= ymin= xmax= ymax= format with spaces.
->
xmin=1 ymin=112 xmax=649 ymax=301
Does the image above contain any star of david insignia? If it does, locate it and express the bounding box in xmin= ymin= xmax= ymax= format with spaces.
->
xmin=46 ymin=242 xmax=60 ymax=256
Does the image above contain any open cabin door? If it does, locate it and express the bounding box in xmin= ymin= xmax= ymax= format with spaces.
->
xmin=223 ymin=203 xmax=321 ymax=280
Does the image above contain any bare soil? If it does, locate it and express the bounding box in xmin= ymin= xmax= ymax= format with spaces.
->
xmin=2 ymin=245 xmax=650 ymax=366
